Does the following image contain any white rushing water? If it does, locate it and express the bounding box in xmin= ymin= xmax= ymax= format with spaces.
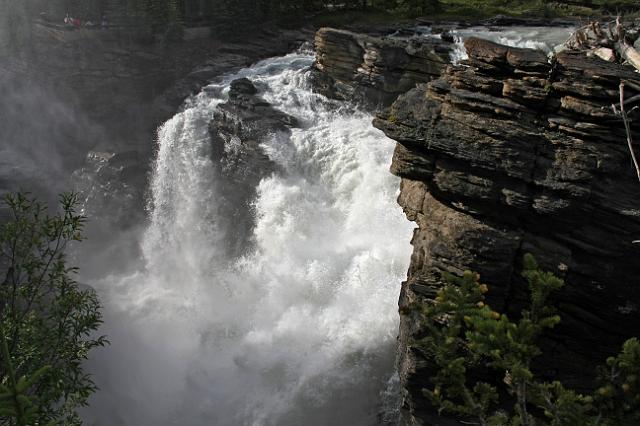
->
xmin=416 ymin=25 xmax=575 ymax=64
xmin=84 ymin=52 xmax=414 ymax=425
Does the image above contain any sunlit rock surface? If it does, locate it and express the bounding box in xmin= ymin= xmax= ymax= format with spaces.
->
xmin=312 ymin=27 xmax=450 ymax=109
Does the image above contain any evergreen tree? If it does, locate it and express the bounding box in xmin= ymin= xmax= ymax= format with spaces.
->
xmin=414 ymin=254 xmax=640 ymax=425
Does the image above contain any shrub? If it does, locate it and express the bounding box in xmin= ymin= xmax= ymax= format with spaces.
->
xmin=0 ymin=193 xmax=106 ymax=425
xmin=413 ymin=254 xmax=640 ymax=425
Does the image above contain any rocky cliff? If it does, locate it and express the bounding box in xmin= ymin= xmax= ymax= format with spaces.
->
xmin=371 ymin=37 xmax=640 ymax=424
xmin=312 ymin=27 xmax=450 ymax=109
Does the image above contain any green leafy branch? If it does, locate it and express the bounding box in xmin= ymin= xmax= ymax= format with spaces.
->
xmin=0 ymin=193 xmax=107 ymax=425
xmin=0 ymin=329 xmax=52 ymax=426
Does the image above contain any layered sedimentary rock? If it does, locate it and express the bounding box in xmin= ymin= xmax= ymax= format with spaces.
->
xmin=372 ymin=37 xmax=640 ymax=424
xmin=312 ymin=27 xmax=450 ymax=108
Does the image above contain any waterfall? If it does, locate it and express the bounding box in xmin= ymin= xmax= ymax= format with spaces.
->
xmin=84 ymin=51 xmax=414 ymax=425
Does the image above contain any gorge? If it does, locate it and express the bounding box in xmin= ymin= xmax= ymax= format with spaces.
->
xmin=2 ymin=11 xmax=640 ymax=426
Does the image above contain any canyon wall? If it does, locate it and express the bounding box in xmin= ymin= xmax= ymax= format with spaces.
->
xmin=313 ymin=27 xmax=640 ymax=424
xmin=374 ymin=38 xmax=640 ymax=424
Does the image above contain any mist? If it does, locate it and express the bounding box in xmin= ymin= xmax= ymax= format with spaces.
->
xmin=78 ymin=54 xmax=413 ymax=425
xmin=1 ymin=6 xmax=415 ymax=420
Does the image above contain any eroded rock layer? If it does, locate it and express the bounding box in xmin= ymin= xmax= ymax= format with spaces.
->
xmin=373 ymin=37 xmax=640 ymax=424
xmin=312 ymin=27 xmax=450 ymax=109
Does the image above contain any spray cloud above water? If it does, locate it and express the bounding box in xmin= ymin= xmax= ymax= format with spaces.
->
xmin=82 ymin=52 xmax=414 ymax=425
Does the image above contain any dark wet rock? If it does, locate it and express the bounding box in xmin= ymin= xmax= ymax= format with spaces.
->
xmin=374 ymin=37 xmax=640 ymax=425
xmin=464 ymin=37 xmax=549 ymax=70
xmin=440 ymin=30 xmax=455 ymax=43
xmin=208 ymin=78 xmax=297 ymax=256
xmin=229 ymin=77 xmax=259 ymax=97
xmin=311 ymin=27 xmax=451 ymax=109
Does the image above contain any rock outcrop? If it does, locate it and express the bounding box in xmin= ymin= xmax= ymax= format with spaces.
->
xmin=209 ymin=78 xmax=297 ymax=256
xmin=312 ymin=27 xmax=450 ymax=109
xmin=372 ymin=37 xmax=640 ymax=425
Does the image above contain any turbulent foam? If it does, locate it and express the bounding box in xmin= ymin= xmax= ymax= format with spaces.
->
xmin=442 ymin=26 xmax=575 ymax=64
xmin=83 ymin=52 xmax=413 ymax=425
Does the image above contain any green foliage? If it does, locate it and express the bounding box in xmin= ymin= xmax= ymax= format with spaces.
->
xmin=414 ymin=254 xmax=640 ymax=425
xmin=428 ymin=0 xmax=638 ymax=19
xmin=592 ymin=338 xmax=640 ymax=425
xmin=0 ymin=193 xmax=106 ymax=425
xmin=0 ymin=330 xmax=53 ymax=426
xmin=393 ymin=0 xmax=442 ymax=17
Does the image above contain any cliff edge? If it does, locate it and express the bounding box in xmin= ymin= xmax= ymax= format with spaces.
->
xmin=373 ymin=37 xmax=640 ymax=424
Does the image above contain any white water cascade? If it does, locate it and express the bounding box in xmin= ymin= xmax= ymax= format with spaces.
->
xmin=449 ymin=26 xmax=575 ymax=63
xmin=84 ymin=51 xmax=414 ymax=425
xmin=415 ymin=25 xmax=575 ymax=63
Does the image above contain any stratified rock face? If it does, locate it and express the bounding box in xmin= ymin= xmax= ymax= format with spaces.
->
xmin=374 ymin=37 xmax=640 ymax=425
xmin=209 ymin=78 xmax=297 ymax=256
xmin=312 ymin=27 xmax=450 ymax=109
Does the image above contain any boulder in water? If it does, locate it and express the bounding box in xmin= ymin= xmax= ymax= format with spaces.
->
xmin=208 ymin=78 xmax=298 ymax=256
xmin=229 ymin=77 xmax=259 ymax=97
